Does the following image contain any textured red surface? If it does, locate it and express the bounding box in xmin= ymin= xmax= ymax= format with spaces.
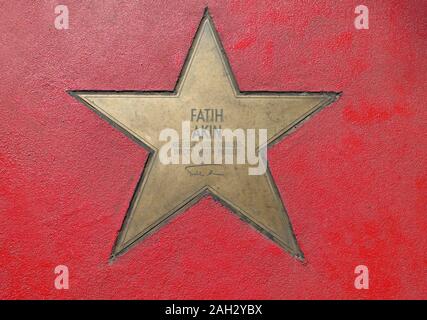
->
xmin=0 ymin=0 xmax=426 ymax=299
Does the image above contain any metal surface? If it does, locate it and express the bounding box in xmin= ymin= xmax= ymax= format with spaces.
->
xmin=70 ymin=10 xmax=339 ymax=261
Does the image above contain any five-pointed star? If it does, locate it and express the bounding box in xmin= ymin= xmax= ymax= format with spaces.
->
xmin=70 ymin=10 xmax=339 ymax=261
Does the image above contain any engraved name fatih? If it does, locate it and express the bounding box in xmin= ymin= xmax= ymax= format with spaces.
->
xmin=159 ymin=108 xmax=268 ymax=176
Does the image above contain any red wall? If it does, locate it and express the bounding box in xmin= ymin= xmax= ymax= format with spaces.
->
xmin=0 ymin=0 xmax=425 ymax=299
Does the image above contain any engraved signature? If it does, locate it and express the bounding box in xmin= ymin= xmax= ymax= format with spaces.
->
xmin=185 ymin=164 xmax=225 ymax=176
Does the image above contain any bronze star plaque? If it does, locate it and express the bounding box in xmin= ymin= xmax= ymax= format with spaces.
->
xmin=70 ymin=9 xmax=339 ymax=261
